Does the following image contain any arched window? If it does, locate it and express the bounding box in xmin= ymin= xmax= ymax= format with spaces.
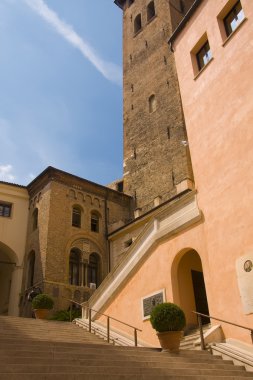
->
xmin=87 ymin=253 xmax=100 ymax=287
xmin=32 ymin=208 xmax=38 ymax=231
xmin=69 ymin=248 xmax=81 ymax=285
xmin=134 ymin=14 xmax=142 ymax=34
xmin=72 ymin=206 xmax=81 ymax=228
xmin=26 ymin=251 xmax=35 ymax=289
xmin=91 ymin=212 xmax=100 ymax=233
xmin=149 ymin=94 xmax=157 ymax=113
xmin=147 ymin=1 xmax=155 ymax=21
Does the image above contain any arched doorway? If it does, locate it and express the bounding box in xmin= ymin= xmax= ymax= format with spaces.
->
xmin=172 ymin=249 xmax=210 ymax=330
xmin=0 ymin=242 xmax=17 ymax=315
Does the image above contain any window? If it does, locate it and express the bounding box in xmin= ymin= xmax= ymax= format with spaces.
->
xmin=87 ymin=253 xmax=100 ymax=287
xmin=0 ymin=202 xmax=12 ymax=217
xmin=32 ymin=208 xmax=38 ymax=231
xmin=69 ymin=248 xmax=81 ymax=286
xmin=91 ymin=212 xmax=99 ymax=232
xmin=124 ymin=238 xmax=133 ymax=248
xmin=26 ymin=251 xmax=35 ymax=288
xmin=147 ymin=1 xmax=155 ymax=22
xmin=196 ymin=41 xmax=212 ymax=71
xmin=117 ymin=181 xmax=124 ymax=192
xmin=134 ymin=14 xmax=142 ymax=34
xmin=72 ymin=206 xmax=81 ymax=228
xmin=224 ymin=1 xmax=245 ymax=37
xmin=149 ymin=94 xmax=157 ymax=113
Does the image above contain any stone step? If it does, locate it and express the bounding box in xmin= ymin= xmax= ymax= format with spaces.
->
xmin=0 ymin=357 xmax=244 ymax=370
xmin=0 ymin=364 xmax=251 ymax=376
xmin=0 ymin=375 xmax=252 ymax=380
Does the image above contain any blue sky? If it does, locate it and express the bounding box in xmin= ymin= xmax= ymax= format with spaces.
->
xmin=0 ymin=0 xmax=123 ymax=186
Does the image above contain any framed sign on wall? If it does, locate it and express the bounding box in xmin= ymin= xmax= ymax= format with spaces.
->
xmin=141 ymin=289 xmax=166 ymax=320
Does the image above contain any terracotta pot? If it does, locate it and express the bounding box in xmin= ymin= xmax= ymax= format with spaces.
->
xmin=34 ymin=309 xmax=50 ymax=319
xmin=157 ymin=330 xmax=183 ymax=351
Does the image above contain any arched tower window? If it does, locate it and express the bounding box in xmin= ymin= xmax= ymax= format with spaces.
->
xmin=87 ymin=253 xmax=100 ymax=287
xmin=91 ymin=212 xmax=100 ymax=233
xmin=147 ymin=1 xmax=155 ymax=21
xmin=69 ymin=248 xmax=81 ymax=286
xmin=149 ymin=94 xmax=157 ymax=113
xmin=134 ymin=14 xmax=142 ymax=34
xmin=72 ymin=206 xmax=82 ymax=228
xmin=32 ymin=208 xmax=38 ymax=231
xmin=26 ymin=251 xmax=35 ymax=289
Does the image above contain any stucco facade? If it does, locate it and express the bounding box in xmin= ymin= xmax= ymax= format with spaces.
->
xmin=0 ymin=182 xmax=29 ymax=316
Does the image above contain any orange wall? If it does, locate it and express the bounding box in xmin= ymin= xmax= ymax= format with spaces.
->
xmin=172 ymin=0 xmax=253 ymax=340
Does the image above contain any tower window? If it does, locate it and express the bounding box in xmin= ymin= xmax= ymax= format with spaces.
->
xmin=134 ymin=14 xmax=142 ymax=34
xmin=91 ymin=212 xmax=99 ymax=232
xmin=149 ymin=94 xmax=157 ymax=113
xmin=147 ymin=1 xmax=155 ymax=22
xmin=32 ymin=208 xmax=38 ymax=231
xmin=196 ymin=40 xmax=212 ymax=71
xmin=223 ymin=1 xmax=245 ymax=37
xmin=72 ymin=206 xmax=82 ymax=228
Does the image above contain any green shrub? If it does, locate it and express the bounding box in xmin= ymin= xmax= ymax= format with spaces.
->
xmin=31 ymin=293 xmax=54 ymax=310
xmin=50 ymin=309 xmax=81 ymax=322
xmin=150 ymin=302 xmax=186 ymax=332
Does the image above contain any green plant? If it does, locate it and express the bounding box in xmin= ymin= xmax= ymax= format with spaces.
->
xmin=50 ymin=309 xmax=81 ymax=322
xmin=150 ymin=302 xmax=186 ymax=332
xmin=31 ymin=293 xmax=54 ymax=310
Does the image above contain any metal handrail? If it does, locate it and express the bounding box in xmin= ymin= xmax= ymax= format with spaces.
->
xmin=65 ymin=298 xmax=142 ymax=346
xmin=192 ymin=311 xmax=253 ymax=350
xmin=84 ymin=305 xmax=142 ymax=347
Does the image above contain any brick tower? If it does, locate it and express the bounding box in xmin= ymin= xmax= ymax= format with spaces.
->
xmin=115 ymin=0 xmax=194 ymax=216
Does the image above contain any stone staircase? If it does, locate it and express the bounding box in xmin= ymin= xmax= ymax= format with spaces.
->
xmin=0 ymin=316 xmax=253 ymax=379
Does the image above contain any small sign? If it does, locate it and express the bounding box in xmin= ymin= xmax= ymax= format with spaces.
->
xmin=141 ymin=289 xmax=165 ymax=320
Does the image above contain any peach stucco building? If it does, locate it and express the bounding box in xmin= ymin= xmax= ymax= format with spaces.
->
xmin=86 ymin=0 xmax=253 ymax=348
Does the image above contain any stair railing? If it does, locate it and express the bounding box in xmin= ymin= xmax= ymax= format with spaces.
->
xmin=192 ymin=311 xmax=253 ymax=350
xmin=64 ymin=298 xmax=142 ymax=346
xmin=84 ymin=305 xmax=142 ymax=347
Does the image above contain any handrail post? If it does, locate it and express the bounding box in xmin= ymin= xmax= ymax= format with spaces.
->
xmin=197 ymin=314 xmax=205 ymax=350
xmin=134 ymin=328 xmax=138 ymax=347
xmin=70 ymin=302 xmax=72 ymax=322
xmin=89 ymin=308 xmax=92 ymax=333
xmin=107 ymin=317 xmax=110 ymax=343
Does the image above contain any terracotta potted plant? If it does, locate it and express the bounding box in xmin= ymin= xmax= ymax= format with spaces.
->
xmin=150 ymin=302 xmax=186 ymax=351
xmin=32 ymin=293 xmax=54 ymax=319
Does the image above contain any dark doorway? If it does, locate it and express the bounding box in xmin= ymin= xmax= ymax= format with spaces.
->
xmin=191 ymin=270 xmax=210 ymax=324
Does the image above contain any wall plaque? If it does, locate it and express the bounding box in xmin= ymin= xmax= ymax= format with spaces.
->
xmin=236 ymin=252 xmax=253 ymax=314
xmin=141 ymin=289 xmax=165 ymax=320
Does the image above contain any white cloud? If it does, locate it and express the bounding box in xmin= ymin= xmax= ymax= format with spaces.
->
xmin=0 ymin=164 xmax=15 ymax=182
xmin=24 ymin=0 xmax=122 ymax=85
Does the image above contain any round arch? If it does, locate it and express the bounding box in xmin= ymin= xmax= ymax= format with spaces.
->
xmin=171 ymin=248 xmax=210 ymax=331
xmin=0 ymin=242 xmax=18 ymax=315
